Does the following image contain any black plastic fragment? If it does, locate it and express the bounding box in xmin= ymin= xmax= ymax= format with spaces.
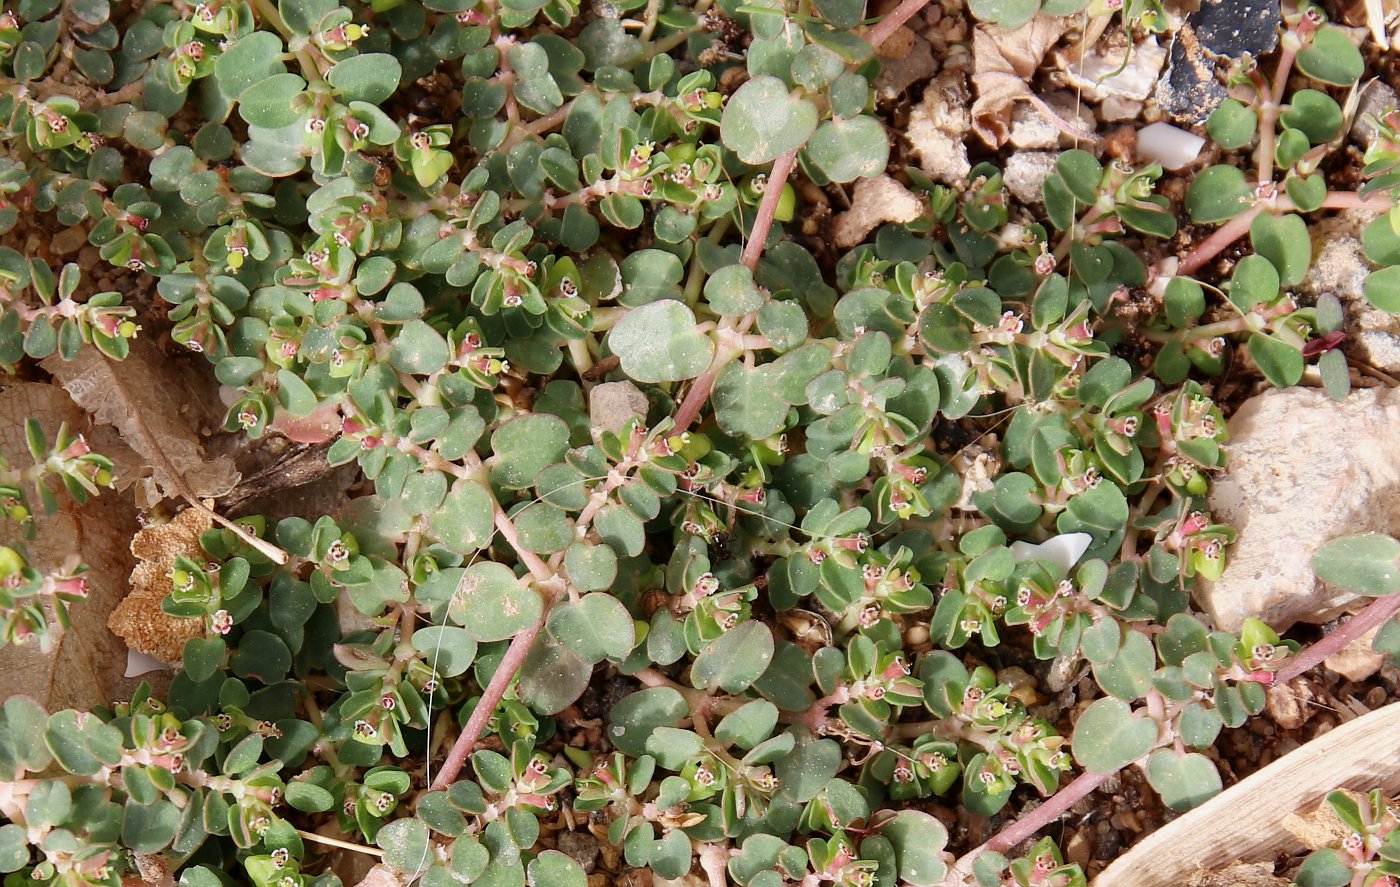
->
xmin=1157 ymin=0 xmax=1282 ymax=124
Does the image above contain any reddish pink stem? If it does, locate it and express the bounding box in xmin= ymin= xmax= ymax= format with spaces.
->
xmin=985 ymin=769 xmax=1111 ymax=854
xmin=944 ymin=769 xmax=1112 ymax=884
xmin=428 ymin=510 xmax=557 ymax=791
xmin=669 ymin=2 xmax=914 ymax=434
xmin=1276 ymin=593 xmax=1400 ymax=684
xmin=673 ymin=148 xmax=798 ymax=433
xmin=1178 ymin=192 xmax=1392 ymax=277
xmin=739 ymin=148 xmax=799 ymax=273
xmin=429 ymin=618 xmax=544 ymax=791
xmin=672 ymin=364 xmax=721 ymax=433
xmin=943 ymin=595 xmax=1400 ymax=884
xmin=865 ymin=0 xmax=933 ymax=50
xmin=1177 ymin=205 xmax=1265 ymax=276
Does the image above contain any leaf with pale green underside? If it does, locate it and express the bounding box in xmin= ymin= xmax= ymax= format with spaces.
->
xmin=547 ymin=593 xmax=636 ymax=662
xmin=1313 ymin=534 xmax=1400 ymax=596
xmin=721 ymin=75 xmax=819 ymax=164
xmin=609 ymin=299 xmax=714 ymax=383
xmin=1145 ymin=749 xmax=1222 ymax=811
xmin=692 ymin=621 xmax=774 ymax=693
xmin=1072 ymin=697 xmax=1157 ymax=773
xmin=447 ymin=562 xmax=543 ymax=642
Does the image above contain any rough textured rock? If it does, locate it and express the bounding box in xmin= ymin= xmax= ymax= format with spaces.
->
xmin=831 ymin=175 xmax=925 ymax=248
xmin=1008 ymin=103 xmax=1062 ymax=149
xmin=1200 ymin=387 xmax=1400 ymax=633
xmin=589 ymin=381 xmax=650 ymax=436
xmin=1003 ymin=151 xmax=1059 ymax=204
xmin=1159 ymin=0 xmax=1280 ymax=121
xmin=109 ymin=505 xmax=211 ymax=664
xmin=557 ymin=830 xmax=600 ymax=874
xmin=1297 ymin=211 xmax=1400 ymax=374
xmin=905 ymin=70 xmax=972 ymax=185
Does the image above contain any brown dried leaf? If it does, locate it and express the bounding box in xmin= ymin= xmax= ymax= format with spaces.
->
xmin=971 ymin=15 xmax=1090 ymax=147
xmin=108 ymin=505 xmax=209 ymax=664
xmin=0 ymin=384 xmax=143 ymax=710
xmin=42 ymin=337 xmax=239 ymax=509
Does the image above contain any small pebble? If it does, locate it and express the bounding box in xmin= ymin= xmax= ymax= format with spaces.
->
xmin=1135 ymin=121 xmax=1206 ymax=170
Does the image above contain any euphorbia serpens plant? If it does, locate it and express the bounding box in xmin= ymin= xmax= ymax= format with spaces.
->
xmin=3 ymin=0 xmax=1400 ymax=884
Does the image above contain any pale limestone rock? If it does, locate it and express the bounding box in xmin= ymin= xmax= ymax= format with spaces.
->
xmin=1009 ymin=103 xmax=1062 ymax=149
xmin=1098 ymin=95 xmax=1144 ymax=122
xmin=905 ymin=71 xmax=972 ymax=186
xmin=1199 ymin=387 xmax=1400 ymax=632
xmin=1298 ymin=211 xmax=1400 ymax=374
xmin=589 ymin=381 xmax=649 ymax=436
xmin=832 ymin=175 xmax=925 ymax=248
xmin=1136 ymin=122 xmax=1205 ymax=171
xmin=1004 ymin=151 xmax=1059 ymax=205
xmin=1007 ymin=95 xmax=1094 ymax=149
xmin=1324 ymin=625 xmax=1386 ymax=682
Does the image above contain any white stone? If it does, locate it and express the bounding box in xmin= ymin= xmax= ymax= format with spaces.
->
xmin=1136 ymin=122 xmax=1206 ymax=171
xmin=124 ymin=649 xmax=171 ymax=678
xmin=1004 ymin=151 xmax=1059 ymax=205
xmin=1199 ymin=387 xmax=1400 ymax=632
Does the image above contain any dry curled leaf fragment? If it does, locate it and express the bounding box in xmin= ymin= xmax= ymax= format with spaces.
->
xmin=42 ymin=338 xmax=239 ymax=509
xmin=108 ymin=504 xmax=211 ymax=664
xmin=971 ymin=15 xmax=1095 ymax=148
xmin=0 ymin=384 xmax=140 ymax=710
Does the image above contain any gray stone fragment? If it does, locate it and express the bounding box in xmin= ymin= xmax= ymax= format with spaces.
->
xmin=589 ymin=381 xmax=649 ymax=436
xmin=556 ymin=829 xmax=600 ymax=874
xmin=1350 ymin=80 xmax=1399 ymax=151
xmin=1297 ymin=212 xmax=1400 ymax=374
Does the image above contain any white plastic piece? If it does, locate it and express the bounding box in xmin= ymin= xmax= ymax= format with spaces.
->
xmin=1136 ymin=121 xmax=1206 ymax=171
xmin=1010 ymin=532 xmax=1094 ymax=577
xmin=125 ymin=648 xmax=170 ymax=678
